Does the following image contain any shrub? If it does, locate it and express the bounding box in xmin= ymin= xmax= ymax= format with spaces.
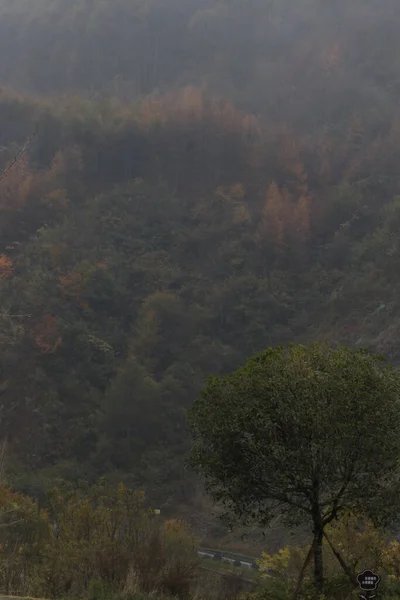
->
xmin=127 ymin=517 xmax=199 ymax=598
xmin=0 ymin=479 xmax=199 ymax=599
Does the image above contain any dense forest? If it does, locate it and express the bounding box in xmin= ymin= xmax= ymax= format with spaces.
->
xmin=0 ymin=0 xmax=400 ymax=547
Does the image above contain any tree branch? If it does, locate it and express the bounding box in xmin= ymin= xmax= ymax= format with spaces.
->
xmin=252 ymin=478 xmax=311 ymax=513
xmin=0 ymin=519 xmax=24 ymax=528
xmin=323 ymin=530 xmax=358 ymax=587
xmin=291 ymin=539 xmax=315 ymax=600
xmin=322 ymin=465 xmax=354 ymax=525
xmin=266 ymin=487 xmax=310 ymax=512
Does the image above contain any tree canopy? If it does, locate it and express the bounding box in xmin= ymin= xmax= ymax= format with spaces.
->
xmin=189 ymin=343 xmax=400 ymax=592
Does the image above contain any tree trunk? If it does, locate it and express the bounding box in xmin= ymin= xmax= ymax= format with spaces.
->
xmin=313 ymin=524 xmax=324 ymax=594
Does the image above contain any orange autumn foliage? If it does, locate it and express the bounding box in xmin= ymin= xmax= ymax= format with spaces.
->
xmin=257 ymin=182 xmax=312 ymax=256
xmin=0 ymin=255 xmax=13 ymax=279
xmin=0 ymin=154 xmax=33 ymax=212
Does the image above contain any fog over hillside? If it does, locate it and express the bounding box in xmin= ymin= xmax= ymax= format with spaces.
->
xmin=0 ymin=0 xmax=399 ymax=128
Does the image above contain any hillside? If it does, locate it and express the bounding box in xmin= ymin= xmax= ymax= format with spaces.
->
xmin=0 ymin=0 xmax=400 ymax=549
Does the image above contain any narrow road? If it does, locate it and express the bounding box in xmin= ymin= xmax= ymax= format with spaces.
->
xmin=198 ymin=547 xmax=259 ymax=570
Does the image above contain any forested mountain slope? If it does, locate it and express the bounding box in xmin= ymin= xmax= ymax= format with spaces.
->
xmin=0 ymin=0 xmax=400 ymax=544
xmin=0 ymin=86 xmax=399 ymax=508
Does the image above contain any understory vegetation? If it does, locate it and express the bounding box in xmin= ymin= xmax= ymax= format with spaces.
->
xmin=2 ymin=479 xmax=400 ymax=599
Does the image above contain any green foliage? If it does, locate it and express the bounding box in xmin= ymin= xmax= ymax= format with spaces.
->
xmin=189 ymin=343 xmax=400 ymax=526
xmin=189 ymin=343 xmax=400 ymax=593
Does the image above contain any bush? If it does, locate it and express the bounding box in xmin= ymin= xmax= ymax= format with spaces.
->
xmin=125 ymin=518 xmax=199 ymax=598
xmin=192 ymin=570 xmax=248 ymax=600
xmin=0 ymin=480 xmax=200 ymax=599
xmin=0 ymin=482 xmax=50 ymax=595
